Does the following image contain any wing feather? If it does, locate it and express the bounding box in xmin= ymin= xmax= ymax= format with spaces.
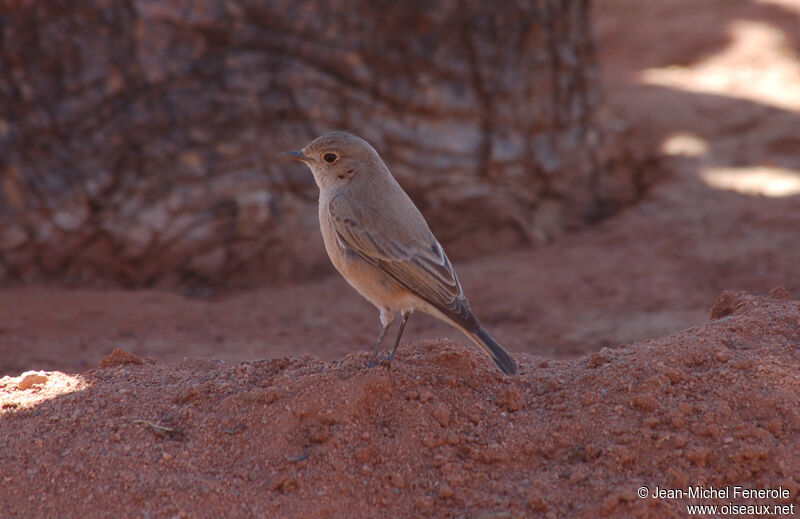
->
xmin=328 ymin=195 xmax=478 ymax=329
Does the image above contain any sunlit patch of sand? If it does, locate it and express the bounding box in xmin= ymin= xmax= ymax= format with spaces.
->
xmin=701 ymin=166 xmax=800 ymax=197
xmin=660 ymin=132 xmax=710 ymax=157
xmin=0 ymin=371 xmax=86 ymax=413
xmin=641 ymin=21 xmax=800 ymax=111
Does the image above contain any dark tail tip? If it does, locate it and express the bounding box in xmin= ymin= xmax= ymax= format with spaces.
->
xmin=475 ymin=327 xmax=518 ymax=376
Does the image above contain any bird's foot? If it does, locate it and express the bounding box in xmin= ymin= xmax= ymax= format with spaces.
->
xmin=367 ymin=354 xmax=394 ymax=369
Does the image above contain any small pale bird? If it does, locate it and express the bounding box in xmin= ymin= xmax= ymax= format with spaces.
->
xmin=281 ymin=131 xmax=518 ymax=375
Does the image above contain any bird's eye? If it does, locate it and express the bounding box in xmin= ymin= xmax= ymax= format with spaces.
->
xmin=323 ymin=152 xmax=338 ymax=163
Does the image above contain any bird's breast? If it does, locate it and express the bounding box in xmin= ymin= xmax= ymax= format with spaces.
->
xmin=317 ymin=202 xmax=414 ymax=312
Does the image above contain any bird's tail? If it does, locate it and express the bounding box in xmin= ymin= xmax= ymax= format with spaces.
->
xmin=462 ymin=326 xmax=518 ymax=376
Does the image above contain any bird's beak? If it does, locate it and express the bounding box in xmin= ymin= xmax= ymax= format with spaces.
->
xmin=279 ymin=150 xmax=310 ymax=163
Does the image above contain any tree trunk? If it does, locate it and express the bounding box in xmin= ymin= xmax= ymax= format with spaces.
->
xmin=0 ymin=0 xmax=646 ymax=288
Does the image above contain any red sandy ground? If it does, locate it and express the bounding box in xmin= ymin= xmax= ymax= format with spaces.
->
xmin=1 ymin=291 xmax=799 ymax=518
xmin=2 ymin=0 xmax=800 ymax=517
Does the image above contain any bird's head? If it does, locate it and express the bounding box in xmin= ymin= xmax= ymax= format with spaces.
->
xmin=280 ymin=131 xmax=386 ymax=190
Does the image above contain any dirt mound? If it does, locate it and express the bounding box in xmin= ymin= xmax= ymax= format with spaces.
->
xmin=1 ymin=290 xmax=798 ymax=517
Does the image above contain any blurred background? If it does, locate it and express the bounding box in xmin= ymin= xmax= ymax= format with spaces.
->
xmin=0 ymin=0 xmax=645 ymax=288
xmin=1 ymin=0 xmax=799 ymax=375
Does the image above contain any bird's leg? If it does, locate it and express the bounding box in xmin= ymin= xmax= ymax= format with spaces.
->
xmin=368 ymin=325 xmax=389 ymax=368
xmin=368 ymin=308 xmax=395 ymax=368
xmin=387 ymin=310 xmax=411 ymax=362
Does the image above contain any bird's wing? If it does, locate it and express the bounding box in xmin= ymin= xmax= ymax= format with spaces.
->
xmin=328 ymin=193 xmax=477 ymax=329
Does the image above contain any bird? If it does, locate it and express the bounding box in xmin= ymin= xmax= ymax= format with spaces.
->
xmin=280 ymin=131 xmax=518 ymax=375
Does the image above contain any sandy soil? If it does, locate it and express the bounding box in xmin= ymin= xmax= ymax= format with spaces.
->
xmin=2 ymin=291 xmax=799 ymax=518
xmin=2 ymin=0 xmax=800 ymax=517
